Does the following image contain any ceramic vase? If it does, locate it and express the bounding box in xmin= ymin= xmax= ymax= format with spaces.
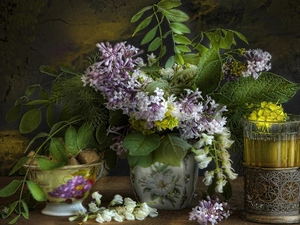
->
xmin=25 ymin=161 xmax=104 ymax=216
xmin=130 ymin=153 xmax=198 ymax=210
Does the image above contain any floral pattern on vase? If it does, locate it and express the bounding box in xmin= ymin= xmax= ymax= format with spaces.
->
xmin=130 ymin=153 xmax=198 ymax=210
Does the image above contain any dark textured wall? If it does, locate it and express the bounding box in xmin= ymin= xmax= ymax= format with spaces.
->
xmin=0 ymin=0 xmax=299 ymax=175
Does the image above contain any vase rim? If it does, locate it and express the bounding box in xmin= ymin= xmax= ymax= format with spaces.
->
xmin=23 ymin=160 xmax=104 ymax=170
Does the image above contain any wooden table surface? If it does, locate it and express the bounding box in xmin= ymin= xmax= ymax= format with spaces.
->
xmin=0 ymin=176 xmax=271 ymax=225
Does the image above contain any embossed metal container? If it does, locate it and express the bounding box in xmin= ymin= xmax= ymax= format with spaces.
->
xmin=241 ymin=166 xmax=300 ymax=224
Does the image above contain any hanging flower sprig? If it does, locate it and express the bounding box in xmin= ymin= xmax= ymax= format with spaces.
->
xmin=68 ymin=192 xmax=158 ymax=223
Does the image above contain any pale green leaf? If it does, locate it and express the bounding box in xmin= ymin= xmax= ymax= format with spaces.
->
xmin=132 ymin=16 xmax=153 ymax=36
xmin=165 ymin=55 xmax=175 ymax=68
xmin=46 ymin=104 xmax=55 ymax=128
xmin=39 ymin=88 xmax=49 ymax=100
xmin=77 ymin=122 xmax=94 ymax=150
xmin=26 ymin=180 xmax=47 ymax=202
xmin=170 ymin=22 xmax=190 ymax=34
xmin=141 ymin=26 xmax=158 ymax=45
xmin=127 ymin=153 xmax=153 ymax=169
xmin=124 ymin=133 xmax=160 ymax=156
xmin=60 ymin=62 xmax=79 ymax=75
xmin=19 ymin=108 xmax=42 ymax=134
xmin=153 ymin=133 xmax=191 ymax=166
xmin=36 ymin=157 xmax=65 ymax=170
xmin=25 ymin=84 xmax=40 ymax=96
xmin=157 ymin=0 xmax=181 ymax=9
xmin=173 ymin=35 xmax=191 ymax=44
xmin=5 ymin=104 xmax=22 ymax=122
xmin=130 ymin=6 xmax=152 ymax=23
xmin=21 ymin=201 xmax=29 ymax=219
xmin=39 ymin=65 xmax=59 ymax=76
xmin=24 ymin=132 xmax=49 ymax=152
xmin=148 ymin=37 xmax=162 ymax=51
xmin=0 ymin=180 xmax=22 ymax=197
xmin=195 ymin=49 xmax=222 ymax=95
xmin=65 ymin=125 xmax=79 ymax=155
xmin=9 ymin=156 xmax=30 ymax=175
xmin=232 ymin=30 xmax=248 ymax=44
xmin=49 ymin=138 xmax=69 ymax=164
xmin=25 ymin=100 xmax=50 ymax=106
xmin=174 ymin=45 xmax=191 ymax=53
xmin=164 ymin=9 xmax=189 ymax=22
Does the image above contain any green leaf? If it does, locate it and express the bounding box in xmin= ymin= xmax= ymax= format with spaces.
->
xmin=60 ymin=62 xmax=79 ymax=75
xmin=195 ymin=49 xmax=222 ymax=95
xmin=49 ymin=138 xmax=69 ymax=164
xmin=157 ymin=0 xmax=181 ymax=9
xmin=19 ymin=108 xmax=42 ymax=134
xmin=46 ymin=104 xmax=55 ymax=128
xmin=175 ymin=53 xmax=184 ymax=65
xmin=232 ymin=30 xmax=248 ymax=44
xmin=77 ymin=122 xmax=94 ymax=150
xmin=165 ymin=55 xmax=175 ymax=68
xmin=132 ymin=16 xmax=153 ymax=36
xmin=36 ymin=157 xmax=65 ymax=170
xmin=174 ymin=45 xmax=191 ymax=53
xmin=5 ymin=104 xmax=22 ymax=122
xmin=0 ymin=180 xmax=22 ymax=197
xmin=130 ymin=6 xmax=152 ymax=23
xmin=153 ymin=133 xmax=191 ymax=166
xmin=220 ymin=30 xmax=234 ymax=49
xmin=219 ymin=72 xmax=300 ymax=105
xmin=26 ymin=180 xmax=47 ymax=202
xmin=24 ymin=132 xmax=49 ymax=152
xmin=21 ymin=201 xmax=29 ymax=219
xmin=25 ymin=84 xmax=40 ymax=96
xmin=124 ymin=133 xmax=160 ymax=156
xmin=141 ymin=26 xmax=158 ymax=45
xmin=25 ymin=100 xmax=50 ymax=106
xmin=39 ymin=88 xmax=49 ymax=100
xmin=6 ymin=201 xmax=18 ymax=218
xmin=8 ymin=214 xmax=20 ymax=224
xmin=145 ymin=81 xmax=168 ymax=94
xmin=65 ymin=125 xmax=79 ymax=155
xmin=95 ymin=125 xmax=108 ymax=145
xmin=9 ymin=156 xmax=30 ymax=175
xmin=39 ymin=65 xmax=59 ymax=76
xmin=173 ymin=34 xmax=191 ymax=44
xmin=127 ymin=152 xmax=154 ymax=169
xmin=164 ymin=9 xmax=189 ymax=22
xmin=148 ymin=37 xmax=162 ymax=51
xmin=170 ymin=22 xmax=190 ymax=34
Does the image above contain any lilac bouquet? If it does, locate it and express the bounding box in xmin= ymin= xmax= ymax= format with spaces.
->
xmin=81 ymin=41 xmax=237 ymax=194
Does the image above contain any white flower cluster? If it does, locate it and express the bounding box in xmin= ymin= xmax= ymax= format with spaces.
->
xmin=69 ymin=192 xmax=158 ymax=223
xmin=192 ymin=127 xmax=237 ymax=193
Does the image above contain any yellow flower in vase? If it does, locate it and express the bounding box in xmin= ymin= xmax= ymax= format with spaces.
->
xmin=247 ymin=101 xmax=287 ymax=131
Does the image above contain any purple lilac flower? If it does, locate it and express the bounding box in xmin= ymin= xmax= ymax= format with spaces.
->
xmin=48 ymin=175 xmax=93 ymax=199
xmin=175 ymin=89 xmax=227 ymax=140
xmin=130 ymin=88 xmax=168 ymax=129
xmin=242 ymin=48 xmax=271 ymax=79
xmin=82 ymin=42 xmax=144 ymax=111
xmin=189 ymin=196 xmax=231 ymax=225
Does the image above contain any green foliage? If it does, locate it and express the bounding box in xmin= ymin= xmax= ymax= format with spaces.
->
xmin=218 ymin=72 xmax=300 ymax=106
xmin=154 ymin=133 xmax=191 ymax=166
